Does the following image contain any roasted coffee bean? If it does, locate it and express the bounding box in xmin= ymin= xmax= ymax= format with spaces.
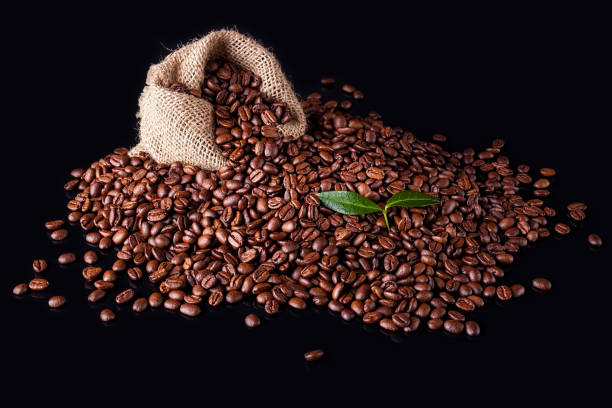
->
xmin=443 ymin=320 xmax=464 ymax=334
xmin=496 ymin=285 xmax=512 ymax=301
xmin=569 ymin=209 xmax=586 ymax=222
xmin=587 ymin=233 xmax=602 ymax=247
xmin=13 ymin=283 xmax=28 ymax=295
xmin=149 ymin=292 xmax=163 ymax=308
xmin=48 ymin=295 xmax=67 ymax=308
xmin=99 ymin=309 xmax=115 ymax=322
xmin=511 ymin=284 xmax=525 ymax=298
xmin=554 ymin=223 xmax=571 ymax=235
xmin=45 ymin=220 xmax=65 ymax=230
xmin=83 ymin=250 xmax=98 ymax=264
xmin=32 ymin=259 xmax=48 ymax=273
xmin=265 ymin=299 xmax=279 ymax=314
xmin=50 ymin=229 xmax=68 ymax=241
xmin=58 ymin=252 xmax=76 ymax=265
xmin=567 ymin=202 xmax=587 ymax=211
xmin=164 ymin=298 xmax=181 ymax=310
xmin=245 ymin=313 xmax=261 ymax=328
xmin=180 ymin=303 xmax=201 ymax=317
xmin=132 ymin=298 xmax=148 ymax=312
xmin=465 ymin=321 xmax=481 ymax=336
xmin=226 ymin=290 xmax=243 ymax=304
xmin=288 ymin=297 xmax=306 ymax=310
xmin=29 ymin=278 xmax=49 ymax=291
xmin=540 ymin=168 xmax=556 ymax=177
xmin=304 ymin=349 xmax=324 ymax=361
xmin=532 ymin=278 xmax=552 ymax=291
xmin=115 ymin=289 xmax=135 ymax=304
xmin=88 ymin=289 xmax=106 ymax=303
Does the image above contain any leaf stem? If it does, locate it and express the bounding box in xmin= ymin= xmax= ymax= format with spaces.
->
xmin=382 ymin=209 xmax=390 ymax=232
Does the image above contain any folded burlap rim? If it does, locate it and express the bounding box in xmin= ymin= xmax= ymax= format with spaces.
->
xmin=131 ymin=29 xmax=307 ymax=170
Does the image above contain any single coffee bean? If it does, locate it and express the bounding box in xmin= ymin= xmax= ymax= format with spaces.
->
xmin=58 ymin=252 xmax=76 ymax=265
xmin=149 ymin=292 xmax=163 ymax=307
xmin=465 ymin=321 xmax=481 ymax=336
xmin=32 ymin=259 xmax=48 ymax=273
xmin=226 ymin=290 xmax=243 ymax=304
xmin=304 ymin=349 xmax=324 ymax=361
xmin=99 ymin=309 xmax=115 ymax=322
xmin=13 ymin=283 xmax=28 ymax=295
xmin=443 ymin=320 xmax=464 ymax=334
xmin=88 ymin=289 xmax=106 ymax=303
xmin=83 ymin=250 xmax=98 ymax=264
xmin=164 ymin=298 xmax=181 ymax=310
xmin=245 ymin=313 xmax=261 ymax=328
xmin=587 ymin=233 xmax=602 ymax=247
xmin=132 ymin=298 xmax=148 ymax=312
xmin=540 ymin=168 xmax=556 ymax=177
xmin=567 ymin=202 xmax=587 ymax=211
xmin=532 ymin=278 xmax=552 ymax=291
xmin=554 ymin=223 xmax=571 ymax=235
xmin=50 ymin=229 xmax=68 ymax=241
xmin=48 ymin=295 xmax=67 ymax=308
xmin=265 ymin=299 xmax=279 ymax=314
xmin=288 ymin=297 xmax=306 ymax=310
xmin=179 ymin=303 xmax=201 ymax=317
xmin=44 ymin=220 xmax=65 ymax=230
xmin=29 ymin=278 xmax=49 ymax=291
xmin=115 ymin=289 xmax=135 ymax=304
xmin=496 ymin=285 xmax=512 ymax=301
xmin=320 ymin=77 xmax=335 ymax=86
xmin=511 ymin=284 xmax=525 ymax=298
xmin=569 ymin=209 xmax=586 ymax=222
xmin=428 ymin=318 xmax=443 ymax=330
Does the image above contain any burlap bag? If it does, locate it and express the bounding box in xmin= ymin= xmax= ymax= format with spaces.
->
xmin=131 ymin=30 xmax=307 ymax=170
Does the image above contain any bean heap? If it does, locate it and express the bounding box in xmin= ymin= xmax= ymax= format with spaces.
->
xmin=14 ymin=59 xmax=601 ymax=336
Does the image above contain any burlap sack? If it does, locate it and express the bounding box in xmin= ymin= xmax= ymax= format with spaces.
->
xmin=131 ymin=29 xmax=307 ymax=170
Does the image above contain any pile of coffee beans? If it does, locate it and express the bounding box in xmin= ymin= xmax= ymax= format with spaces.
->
xmin=12 ymin=59 xmax=604 ymax=342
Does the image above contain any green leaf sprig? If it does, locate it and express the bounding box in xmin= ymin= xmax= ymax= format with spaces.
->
xmin=316 ymin=190 xmax=440 ymax=231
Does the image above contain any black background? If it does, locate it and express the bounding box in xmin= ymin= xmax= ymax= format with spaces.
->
xmin=4 ymin=3 xmax=610 ymax=402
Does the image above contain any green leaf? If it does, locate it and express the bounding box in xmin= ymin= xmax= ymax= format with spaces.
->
xmin=385 ymin=190 xmax=440 ymax=210
xmin=316 ymin=191 xmax=382 ymax=215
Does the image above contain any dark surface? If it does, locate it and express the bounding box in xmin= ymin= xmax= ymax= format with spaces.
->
xmin=5 ymin=4 xmax=609 ymax=400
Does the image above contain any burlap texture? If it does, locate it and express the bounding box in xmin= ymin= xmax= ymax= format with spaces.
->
xmin=131 ymin=30 xmax=307 ymax=170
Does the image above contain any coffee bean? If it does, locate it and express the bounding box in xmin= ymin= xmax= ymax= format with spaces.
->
xmin=48 ymin=295 xmax=67 ymax=308
xmin=13 ymin=283 xmax=28 ymax=295
xmin=50 ymin=229 xmax=68 ymax=241
xmin=132 ymin=298 xmax=148 ymax=312
xmin=99 ymin=309 xmax=115 ymax=322
xmin=88 ymin=289 xmax=106 ymax=303
xmin=443 ymin=320 xmax=464 ymax=334
xmin=532 ymin=278 xmax=552 ymax=291
xmin=83 ymin=250 xmax=98 ymax=264
xmin=245 ymin=313 xmax=261 ymax=328
xmin=554 ymin=223 xmax=571 ymax=235
xmin=540 ymin=168 xmax=556 ymax=177
xmin=226 ymin=290 xmax=243 ymax=304
xmin=29 ymin=278 xmax=49 ymax=291
xmin=288 ymin=297 xmax=306 ymax=310
xmin=304 ymin=349 xmax=324 ymax=361
xmin=265 ymin=299 xmax=279 ymax=314
xmin=465 ymin=321 xmax=480 ymax=336
xmin=45 ymin=220 xmax=65 ymax=230
xmin=149 ymin=292 xmax=163 ymax=307
xmin=115 ymin=289 xmax=135 ymax=304
xmin=32 ymin=259 xmax=47 ymax=273
xmin=179 ymin=303 xmax=201 ymax=317
xmin=428 ymin=318 xmax=443 ymax=330
xmin=320 ymin=77 xmax=335 ymax=86
xmin=58 ymin=252 xmax=76 ymax=265
xmin=567 ymin=202 xmax=587 ymax=211
xmin=587 ymin=233 xmax=602 ymax=247
xmin=533 ymin=178 xmax=550 ymax=189
xmin=164 ymin=298 xmax=181 ymax=310
xmin=496 ymin=285 xmax=512 ymax=301
xmin=511 ymin=284 xmax=525 ymax=298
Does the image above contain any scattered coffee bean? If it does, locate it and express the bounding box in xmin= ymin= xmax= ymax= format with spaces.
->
xmin=245 ymin=313 xmax=261 ymax=328
xmin=320 ymin=77 xmax=335 ymax=86
xmin=29 ymin=278 xmax=49 ymax=291
xmin=44 ymin=220 xmax=65 ymax=230
xmin=587 ymin=233 xmax=602 ymax=247
xmin=58 ymin=252 xmax=76 ymax=265
xmin=83 ymin=250 xmax=98 ymax=264
xmin=532 ymin=278 xmax=552 ymax=291
xmin=13 ymin=283 xmax=28 ymax=295
xmin=48 ymin=295 xmax=67 ymax=308
xmin=115 ymin=289 xmax=134 ymax=304
xmin=132 ymin=298 xmax=148 ymax=312
xmin=99 ymin=309 xmax=115 ymax=322
xmin=50 ymin=229 xmax=68 ymax=241
xmin=32 ymin=259 xmax=48 ymax=273
xmin=511 ymin=284 xmax=525 ymax=298
xmin=443 ymin=320 xmax=464 ymax=334
xmin=304 ymin=349 xmax=324 ymax=361
xmin=180 ymin=303 xmax=201 ymax=317
xmin=496 ymin=285 xmax=512 ymax=301
xmin=540 ymin=168 xmax=556 ymax=177
xmin=148 ymin=292 xmax=163 ymax=308
xmin=554 ymin=223 xmax=571 ymax=235
xmin=465 ymin=321 xmax=481 ymax=337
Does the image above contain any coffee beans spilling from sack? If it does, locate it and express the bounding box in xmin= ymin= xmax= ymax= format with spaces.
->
xmin=13 ymin=57 xmax=601 ymax=338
